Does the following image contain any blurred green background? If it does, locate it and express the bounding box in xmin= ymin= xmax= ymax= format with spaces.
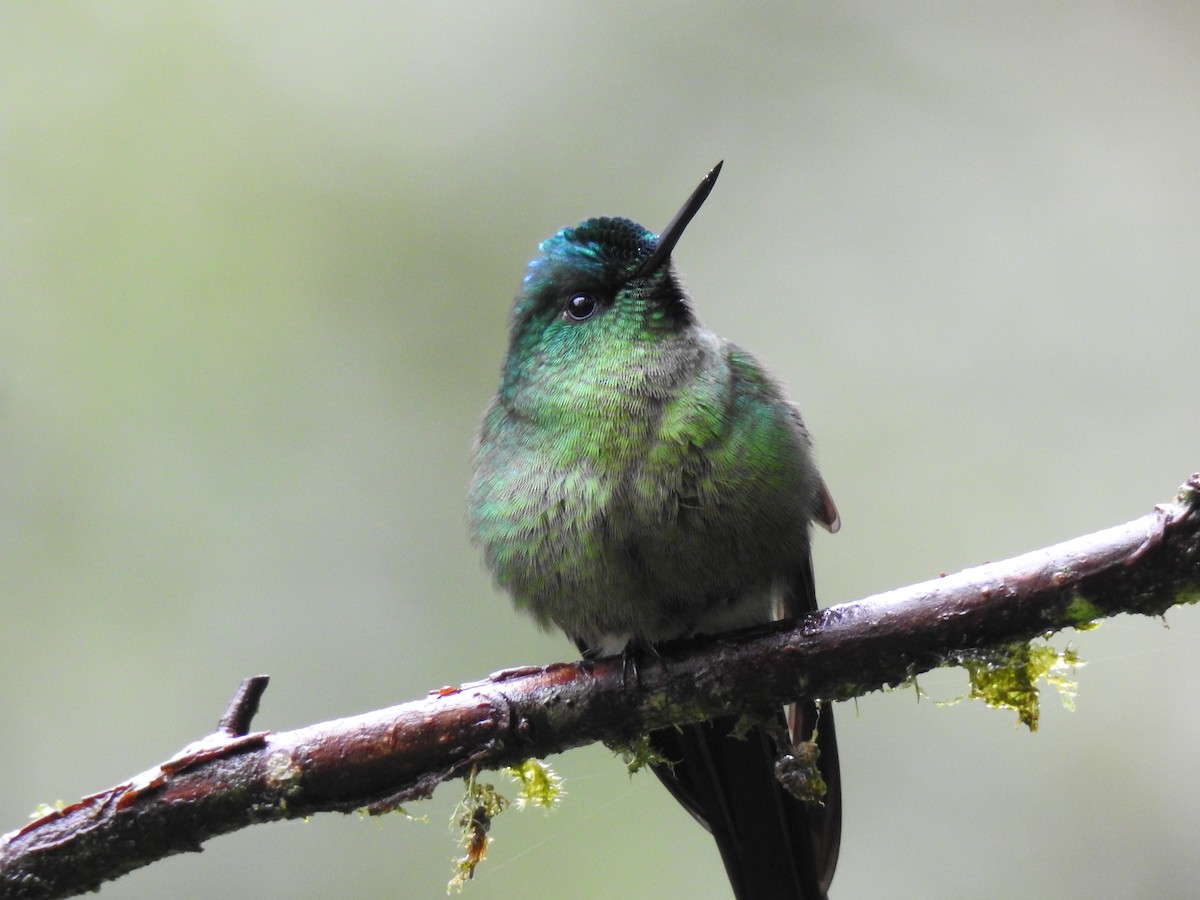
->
xmin=3 ymin=3 xmax=1199 ymax=898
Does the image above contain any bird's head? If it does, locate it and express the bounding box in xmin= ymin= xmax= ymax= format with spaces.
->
xmin=498 ymin=163 xmax=723 ymax=408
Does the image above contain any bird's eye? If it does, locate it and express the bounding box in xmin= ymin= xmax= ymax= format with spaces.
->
xmin=564 ymin=293 xmax=598 ymax=322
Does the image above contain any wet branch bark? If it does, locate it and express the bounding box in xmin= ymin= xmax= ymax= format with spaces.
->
xmin=3 ymin=475 xmax=1198 ymax=899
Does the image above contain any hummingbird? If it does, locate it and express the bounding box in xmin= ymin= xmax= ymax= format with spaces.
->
xmin=468 ymin=162 xmax=841 ymax=899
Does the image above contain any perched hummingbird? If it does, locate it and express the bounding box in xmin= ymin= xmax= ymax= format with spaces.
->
xmin=468 ymin=162 xmax=841 ymax=899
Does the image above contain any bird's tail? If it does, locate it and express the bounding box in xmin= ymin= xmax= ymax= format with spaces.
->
xmin=649 ymin=702 xmax=840 ymax=900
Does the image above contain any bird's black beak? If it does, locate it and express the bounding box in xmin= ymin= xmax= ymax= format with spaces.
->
xmin=636 ymin=160 xmax=723 ymax=277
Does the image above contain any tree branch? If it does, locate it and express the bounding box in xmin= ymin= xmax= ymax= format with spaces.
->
xmin=3 ymin=475 xmax=1198 ymax=899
